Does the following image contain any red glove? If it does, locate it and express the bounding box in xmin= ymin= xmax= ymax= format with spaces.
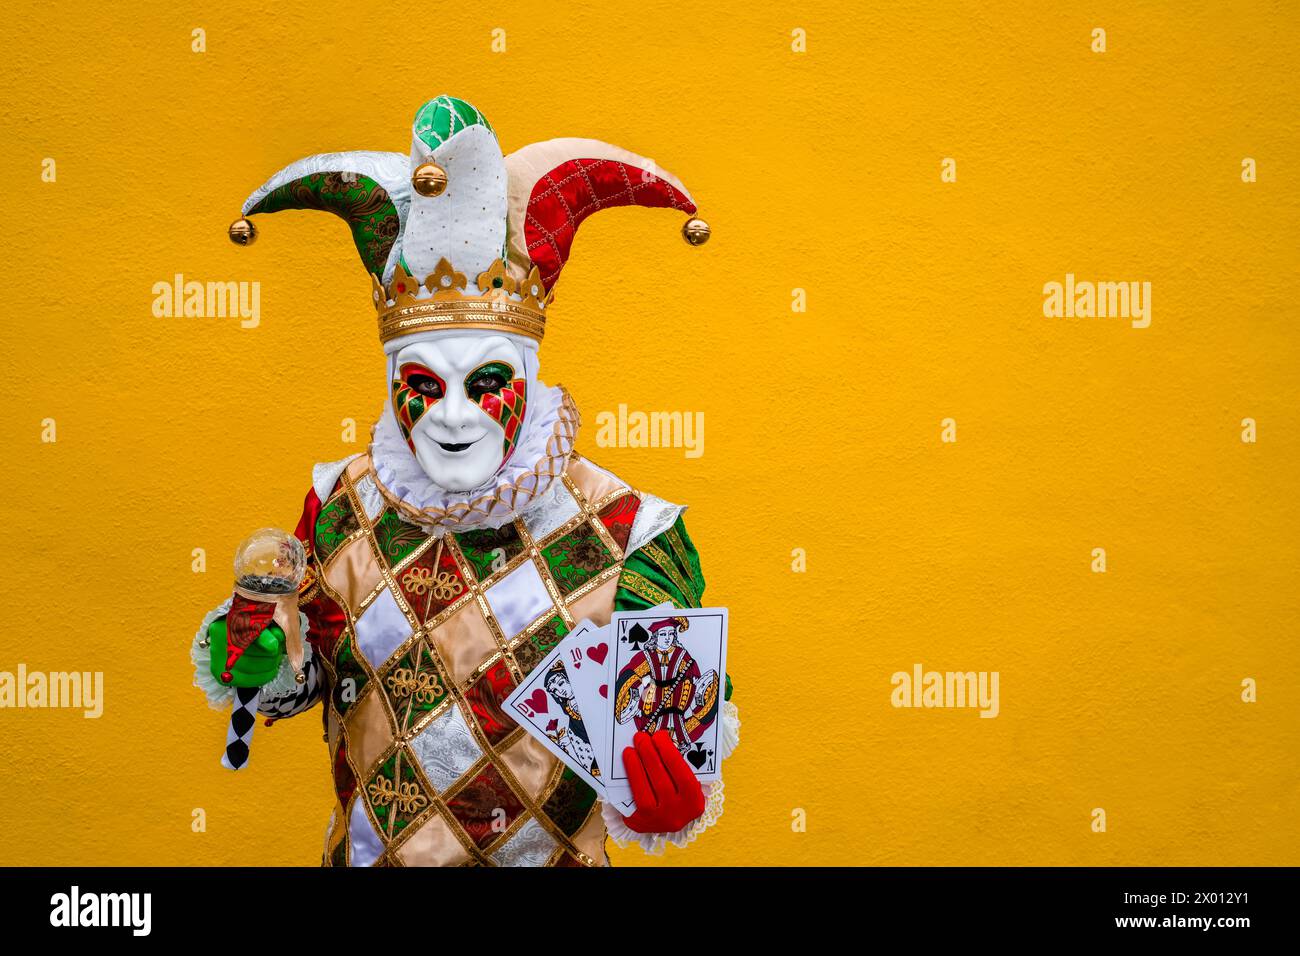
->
xmin=621 ymin=730 xmax=706 ymax=834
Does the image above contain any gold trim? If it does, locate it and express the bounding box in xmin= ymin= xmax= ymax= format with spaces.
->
xmin=618 ymin=568 xmax=676 ymax=607
xmin=378 ymin=295 xmax=546 ymax=344
xmin=666 ymin=524 xmax=699 ymax=589
xmin=562 ymin=561 xmax=623 ymax=606
xmin=561 ymin=470 xmax=626 ymax=559
xmin=480 ymin=798 xmax=536 ymax=857
xmin=543 ymin=844 xmax=569 ymax=867
xmin=641 ymin=540 xmax=700 ymax=606
xmin=531 ymin=551 xmax=573 ymax=632
xmin=507 ymin=606 xmax=569 ymax=653
xmin=529 ymin=508 xmax=588 ymax=551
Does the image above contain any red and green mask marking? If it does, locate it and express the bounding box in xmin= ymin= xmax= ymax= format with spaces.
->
xmin=392 ymin=363 xmax=445 ymax=452
xmin=467 ymin=361 xmax=527 ymax=463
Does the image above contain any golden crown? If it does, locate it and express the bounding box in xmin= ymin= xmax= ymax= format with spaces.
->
xmin=372 ymin=257 xmax=552 ymax=345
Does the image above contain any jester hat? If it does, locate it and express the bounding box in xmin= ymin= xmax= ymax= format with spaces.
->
xmin=229 ymin=95 xmax=709 ymax=349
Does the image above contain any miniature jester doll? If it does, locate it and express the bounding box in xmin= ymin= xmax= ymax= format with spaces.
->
xmin=190 ymin=96 xmax=738 ymax=866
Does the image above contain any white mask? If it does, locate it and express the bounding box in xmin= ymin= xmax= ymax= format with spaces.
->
xmin=387 ymin=333 xmax=530 ymax=492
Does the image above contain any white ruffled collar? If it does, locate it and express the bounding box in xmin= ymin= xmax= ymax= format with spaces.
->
xmin=369 ymin=382 xmax=579 ymax=535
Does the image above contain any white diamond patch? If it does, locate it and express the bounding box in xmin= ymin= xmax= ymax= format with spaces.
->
xmin=353 ymin=586 xmax=412 ymax=669
xmin=523 ymin=479 xmax=580 ymax=543
xmin=410 ymin=704 xmax=483 ymax=792
xmin=353 ymin=474 xmax=386 ymax=521
xmin=490 ymin=816 xmax=558 ymax=867
xmin=348 ymin=797 xmax=384 ymax=867
xmin=627 ymin=493 xmax=683 ymax=555
xmin=484 ymin=558 xmax=554 ymax=639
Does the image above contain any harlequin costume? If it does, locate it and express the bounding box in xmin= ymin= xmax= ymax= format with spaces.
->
xmin=190 ymin=96 xmax=739 ymax=866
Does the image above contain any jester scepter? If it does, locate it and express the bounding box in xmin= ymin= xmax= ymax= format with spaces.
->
xmin=199 ymin=528 xmax=308 ymax=770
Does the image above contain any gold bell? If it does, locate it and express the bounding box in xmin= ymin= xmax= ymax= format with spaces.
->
xmin=294 ymin=670 xmax=306 ymax=685
xmin=412 ymin=161 xmax=448 ymax=197
xmin=682 ymin=216 xmax=711 ymax=246
xmin=228 ymin=217 xmax=257 ymax=246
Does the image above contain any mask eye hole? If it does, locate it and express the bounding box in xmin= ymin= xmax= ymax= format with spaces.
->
xmin=409 ymin=375 xmax=443 ymax=398
xmin=399 ymin=364 xmax=445 ymax=399
xmin=465 ymin=361 xmax=514 ymax=400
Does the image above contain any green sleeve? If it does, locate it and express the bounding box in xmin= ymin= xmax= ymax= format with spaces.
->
xmin=615 ymin=514 xmax=732 ymax=701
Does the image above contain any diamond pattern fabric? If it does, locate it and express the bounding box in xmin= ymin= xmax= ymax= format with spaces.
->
xmin=410 ymin=704 xmax=482 ymax=792
xmin=352 ymin=586 xmax=413 ymax=669
xmin=315 ymin=454 xmax=644 ymax=866
xmin=484 ymin=558 xmax=553 ymax=638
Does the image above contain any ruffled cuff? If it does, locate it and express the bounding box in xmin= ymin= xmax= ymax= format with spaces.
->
xmin=190 ymin=598 xmax=312 ymax=710
xmin=601 ymin=699 xmax=740 ymax=855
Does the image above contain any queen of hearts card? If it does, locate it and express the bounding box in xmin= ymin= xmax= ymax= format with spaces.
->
xmin=541 ymin=659 xmax=601 ymax=779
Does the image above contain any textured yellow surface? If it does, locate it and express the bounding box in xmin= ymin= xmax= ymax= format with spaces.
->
xmin=1 ymin=1 xmax=1297 ymax=866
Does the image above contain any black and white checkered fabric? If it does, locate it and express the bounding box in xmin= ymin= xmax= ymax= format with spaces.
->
xmin=221 ymin=686 xmax=263 ymax=771
xmin=257 ymin=654 xmax=322 ymax=719
xmin=219 ymin=656 xmax=322 ymax=771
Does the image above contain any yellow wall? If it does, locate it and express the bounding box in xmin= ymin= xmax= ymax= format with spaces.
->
xmin=1 ymin=0 xmax=1296 ymax=866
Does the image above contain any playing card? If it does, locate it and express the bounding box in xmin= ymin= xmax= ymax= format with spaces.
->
xmin=601 ymin=606 xmax=729 ymax=803
xmin=551 ymin=619 xmax=636 ymax=814
xmin=551 ymin=605 xmax=674 ymax=815
xmin=503 ymin=620 xmax=610 ymax=793
xmin=592 ymin=603 xmax=676 ymax=814
xmin=553 ymin=620 xmax=614 ymax=735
